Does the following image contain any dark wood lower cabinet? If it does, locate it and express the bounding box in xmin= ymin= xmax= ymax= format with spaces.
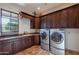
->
xmin=0 ymin=35 xmax=40 ymax=55
xmin=13 ymin=39 xmax=22 ymax=53
xmin=2 ymin=41 xmax=13 ymax=55
xmin=0 ymin=42 xmax=2 ymax=54
xmin=21 ymin=37 xmax=26 ymax=49
xmin=0 ymin=40 xmax=14 ymax=55
xmin=27 ymin=36 xmax=33 ymax=47
xmin=33 ymin=35 xmax=40 ymax=45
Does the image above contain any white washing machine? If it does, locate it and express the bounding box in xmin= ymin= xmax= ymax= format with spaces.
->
xmin=50 ymin=29 xmax=65 ymax=55
xmin=40 ymin=29 xmax=49 ymax=51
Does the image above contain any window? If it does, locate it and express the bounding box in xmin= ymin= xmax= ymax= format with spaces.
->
xmin=2 ymin=16 xmax=10 ymax=32
xmin=1 ymin=9 xmax=19 ymax=35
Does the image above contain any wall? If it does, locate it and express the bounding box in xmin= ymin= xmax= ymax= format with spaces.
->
xmin=65 ymin=29 xmax=79 ymax=52
xmin=0 ymin=3 xmax=32 ymax=34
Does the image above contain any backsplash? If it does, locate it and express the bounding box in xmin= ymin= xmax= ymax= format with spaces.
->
xmin=19 ymin=17 xmax=40 ymax=34
xmin=19 ymin=17 xmax=31 ymax=34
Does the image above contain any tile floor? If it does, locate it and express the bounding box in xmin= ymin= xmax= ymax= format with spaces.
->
xmin=16 ymin=45 xmax=53 ymax=55
xmin=65 ymin=50 xmax=79 ymax=55
xmin=16 ymin=45 xmax=79 ymax=55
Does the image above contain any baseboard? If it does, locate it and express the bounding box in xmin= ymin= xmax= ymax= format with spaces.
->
xmin=65 ymin=49 xmax=79 ymax=55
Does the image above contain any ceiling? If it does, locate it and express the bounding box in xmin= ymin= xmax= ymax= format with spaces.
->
xmin=0 ymin=3 xmax=76 ymax=16
xmin=15 ymin=3 xmax=76 ymax=16
xmin=16 ymin=3 xmax=62 ymax=15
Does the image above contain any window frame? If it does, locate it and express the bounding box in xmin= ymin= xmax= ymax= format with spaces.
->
xmin=1 ymin=8 xmax=19 ymax=36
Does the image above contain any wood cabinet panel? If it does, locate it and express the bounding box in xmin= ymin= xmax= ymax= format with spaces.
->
xmin=46 ymin=15 xmax=52 ymax=28
xmin=60 ymin=10 xmax=68 ymax=28
xmin=0 ymin=40 xmax=14 ymax=55
xmin=67 ymin=5 xmax=79 ymax=28
xmin=20 ymin=38 xmax=26 ymax=49
xmin=40 ymin=4 xmax=79 ymax=28
xmin=33 ymin=35 xmax=40 ymax=45
xmin=0 ymin=42 xmax=2 ymax=54
xmin=34 ymin=18 xmax=40 ymax=29
xmin=24 ymin=37 xmax=29 ymax=48
xmin=13 ymin=39 xmax=22 ymax=53
xmin=53 ymin=12 xmax=61 ymax=28
xmin=28 ymin=36 xmax=33 ymax=47
xmin=0 ymin=35 xmax=36 ymax=55
xmin=40 ymin=16 xmax=47 ymax=29
xmin=2 ymin=41 xmax=13 ymax=54
xmin=67 ymin=7 xmax=77 ymax=28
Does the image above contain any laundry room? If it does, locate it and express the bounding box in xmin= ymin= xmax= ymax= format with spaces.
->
xmin=0 ymin=3 xmax=79 ymax=55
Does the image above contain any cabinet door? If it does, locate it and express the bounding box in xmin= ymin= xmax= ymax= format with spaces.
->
xmin=46 ymin=15 xmax=52 ymax=29
xmin=27 ymin=36 xmax=33 ymax=47
xmin=40 ymin=17 xmax=44 ymax=28
xmin=35 ymin=18 xmax=40 ymax=29
xmin=67 ymin=7 xmax=76 ymax=28
xmin=40 ymin=16 xmax=47 ymax=29
xmin=66 ymin=5 xmax=79 ymax=28
xmin=2 ymin=40 xmax=13 ymax=55
xmin=73 ymin=5 xmax=79 ymax=28
xmin=13 ymin=39 xmax=22 ymax=53
xmin=21 ymin=37 xmax=26 ymax=49
xmin=52 ymin=12 xmax=61 ymax=28
xmin=24 ymin=37 xmax=29 ymax=48
xmin=60 ymin=10 xmax=68 ymax=28
xmin=0 ymin=42 xmax=2 ymax=55
xmin=24 ymin=36 xmax=33 ymax=48
xmin=51 ymin=14 xmax=55 ymax=28
xmin=33 ymin=35 xmax=40 ymax=45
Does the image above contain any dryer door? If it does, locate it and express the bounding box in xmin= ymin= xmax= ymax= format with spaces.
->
xmin=50 ymin=32 xmax=63 ymax=44
xmin=50 ymin=31 xmax=65 ymax=49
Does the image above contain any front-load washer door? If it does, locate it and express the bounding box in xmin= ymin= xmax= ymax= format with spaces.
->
xmin=41 ymin=31 xmax=47 ymax=40
xmin=50 ymin=31 xmax=65 ymax=49
xmin=40 ymin=29 xmax=49 ymax=44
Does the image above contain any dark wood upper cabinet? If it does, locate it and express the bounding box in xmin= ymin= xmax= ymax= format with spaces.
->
xmin=67 ymin=6 xmax=77 ymax=28
xmin=53 ymin=12 xmax=61 ymax=28
xmin=67 ymin=5 xmax=79 ymax=28
xmin=40 ymin=16 xmax=47 ymax=29
xmin=40 ymin=4 xmax=79 ymax=28
xmin=60 ymin=10 xmax=68 ymax=28
xmin=34 ymin=17 xmax=40 ymax=29
xmin=46 ymin=15 xmax=52 ymax=28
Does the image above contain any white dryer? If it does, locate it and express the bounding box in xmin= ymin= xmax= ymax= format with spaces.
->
xmin=40 ymin=29 xmax=50 ymax=51
xmin=50 ymin=29 xmax=65 ymax=55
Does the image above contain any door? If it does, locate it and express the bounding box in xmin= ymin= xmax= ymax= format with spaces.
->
xmin=27 ymin=36 xmax=33 ymax=47
xmin=13 ymin=38 xmax=22 ymax=53
xmin=40 ymin=16 xmax=47 ymax=29
xmin=0 ymin=41 xmax=2 ymax=55
xmin=60 ymin=10 xmax=68 ymax=28
xmin=52 ymin=12 xmax=61 ymax=28
xmin=2 ymin=40 xmax=13 ymax=55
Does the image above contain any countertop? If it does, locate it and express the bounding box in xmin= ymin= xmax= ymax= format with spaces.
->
xmin=0 ymin=33 xmax=40 ymax=41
